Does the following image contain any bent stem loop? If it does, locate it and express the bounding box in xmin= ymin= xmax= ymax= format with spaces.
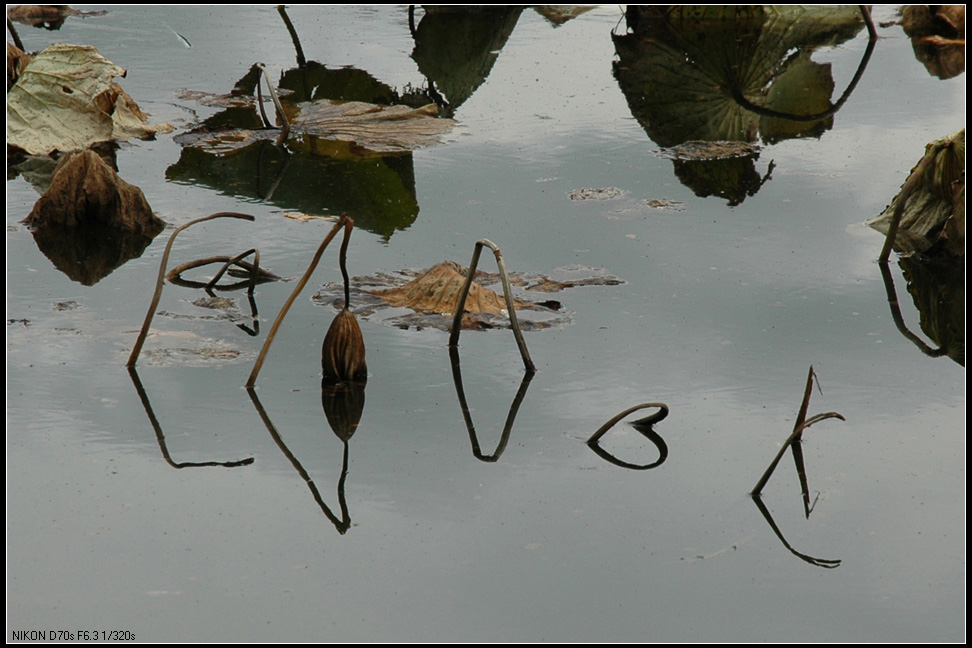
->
xmin=587 ymin=402 xmax=670 ymax=445
xmin=205 ymin=248 xmax=262 ymax=296
xmin=448 ymin=239 xmax=536 ymax=373
xmin=127 ymin=212 xmax=255 ymax=368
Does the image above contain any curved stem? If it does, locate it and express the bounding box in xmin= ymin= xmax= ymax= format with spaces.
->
xmin=202 ymin=248 xmax=262 ymax=295
xmin=339 ymin=217 xmax=354 ymax=308
xmin=256 ymin=62 xmax=290 ymax=145
xmin=587 ymin=402 xmax=670 ymax=444
xmin=246 ymin=214 xmax=348 ymax=388
xmin=878 ymin=262 xmax=947 ymax=357
xmin=878 ymin=150 xmax=936 ymax=263
xmin=751 ymin=411 xmax=846 ymax=495
xmin=277 ymin=5 xmax=306 ymax=67
xmin=448 ymin=239 xmax=536 ymax=373
xmin=127 ymin=212 xmax=255 ymax=367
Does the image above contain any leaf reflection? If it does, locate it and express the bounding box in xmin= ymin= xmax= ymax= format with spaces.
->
xmin=612 ymin=5 xmax=873 ymax=205
xmin=408 ymin=5 xmax=523 ymax=116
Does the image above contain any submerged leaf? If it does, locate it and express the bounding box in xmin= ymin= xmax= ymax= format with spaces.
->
xmin=6 ymin=43 xmax=168 ymax=155
xmin=568 ymin=187 xmax=625 ymax=201
xmin=658 ymin=141 xmax=761 ymax=161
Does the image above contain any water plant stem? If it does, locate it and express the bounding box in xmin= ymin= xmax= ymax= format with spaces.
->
xmin=246 ymin=214 xmax=348 ymax=388
xmin=256 ymin=62 xmax=290 ymax=146
xmin=127 ymin=212 xmax=255 ymax=367
xmin=587 ymin=402 xmax=670 ymax=444
xmin=448 ymin=239 xmax=536 ymax=373
xmin=751 ymin=366 xmax=845 ymax=495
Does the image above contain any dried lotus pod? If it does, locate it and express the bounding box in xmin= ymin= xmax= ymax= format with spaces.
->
xmin=322 ymin=308 xmax=367 ymax=384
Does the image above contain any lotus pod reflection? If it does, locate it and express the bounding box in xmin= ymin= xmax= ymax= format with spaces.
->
xmin=322 ymin=308 xmax=367 ymax=384
xmin=321 ymin=381 xmax=366 ymax=442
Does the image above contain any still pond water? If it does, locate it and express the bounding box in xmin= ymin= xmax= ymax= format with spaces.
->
xmin=6 ymin=5 xmax=965 ymax=642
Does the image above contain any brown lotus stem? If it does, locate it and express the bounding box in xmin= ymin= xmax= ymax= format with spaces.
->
xmin=127 ymin=212 xmax=256 ymax=367
xmin=8 ymin=17 xmax=25 ymax=52
xmin=166 ymin=255 xmax=278 ymax=289
xmin=204 ymin=249 xmax=263 ymax=295
xmin=322 ymin=218 xmax=367 ymax=384
xmin=256 ymin=62 xmax=289 ymax=145
xmin=587 ymin=402 xmax=670 ymax=444
xmin=751 ymin=366 xmax=845 ymax=495
xmin=246 ymin=214 xmax=348 ymax=388
xmin=878 ymin=148 xmax=937 ymax=263
xmin=255 ymin=64 xmax=271 ymax=129
xmin=751 ymin=412 xmax=846 ymax=496
xmin=448 ymin=239 xmax=536 ymax=373
xmin=339 ymin=217 xmax=353 ymax=307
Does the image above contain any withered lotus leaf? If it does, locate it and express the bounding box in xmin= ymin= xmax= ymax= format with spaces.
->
xmin=23 ymin=149 xmax=163 ymax=234
xmin=7 ymin=43 xmax=168 ymax=155
xmin=369 ymin=261 xmax=529 ymax=316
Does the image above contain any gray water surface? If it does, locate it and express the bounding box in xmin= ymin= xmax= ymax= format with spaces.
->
xmin=6 ymin=5 xmax=965 ymax=642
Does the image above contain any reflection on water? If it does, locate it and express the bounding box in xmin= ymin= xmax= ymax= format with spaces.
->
xmin=881 ymin=258 xmax=965 ymax=366
xmin=128 ymin=366 xmax=256 ymax=469
xmin=5 ymin=4 xmax=965 ymax=642
xmin=27 ymin=217 xmax=160 ymax=286
xmin=586 ymin=402 xmax=670 ymax=470
xmin=612 ymin=5 xmax=873 ymax=204
xmin=17 ymin=147 xmax=165 ymax=285
xmin=167 ymin=140 xmax=421 ymax=238
xmin=409 ymin=5 xmax=523 ymax=115
xmin=449 ymin=346 xmax=533 ymax=462
xmin=750 ymin=496 xmax=842 ymax=569
xmin=166 ymin=55 xmax=428 ymax=238
xmin=248 ymin=387 xmax=355 ymax=535
xmin=899 ymin=5 xmax=966 ymax=80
